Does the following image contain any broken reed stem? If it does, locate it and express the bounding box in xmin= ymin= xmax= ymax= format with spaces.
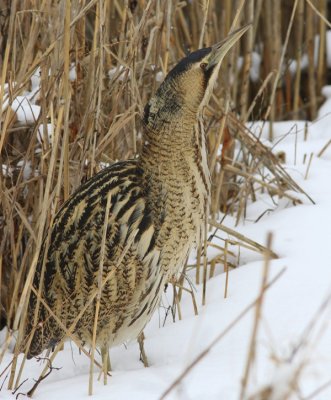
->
xmin=209 ymin=219 xmax=278 ymax=260
xmin=223 ymin=164 xmax=302 ymax=204
xmin=202 ymin=214 xmax=208 ymax=306
xmin=223 ymin=240 xmax=229 ymax=298
xmin=160 ymin=266 xmax=286 ymax=400
xmin=209 ymin=259 xmax=216 ymax=278
xmin=240 ymin=232 xmax=273 ymax=400
xmin=304 ymin=152 xmax=314 ymax=180
xmin=317 ymin=138 xmax=331 ymax=157
xmin=196 ymin=243 xmax=202 ymax=285
xmin=172 ymin=284 xmax=182 ymax=321
xmin=175 ymin=275 xmax=199 ymax=316
xmin=0 ymin=3 xmax=327 ymax=394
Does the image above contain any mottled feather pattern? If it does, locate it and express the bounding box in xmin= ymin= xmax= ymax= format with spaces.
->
xmin=24 ymin=138 xmax=208 ymax=357
xmin=22 ymin=43 xmax=220 ymax=359
xmin=24 ymin=162 xmax=161 ymax=355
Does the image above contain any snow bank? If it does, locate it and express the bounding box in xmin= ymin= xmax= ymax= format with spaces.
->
xmin=1 ymin=95 xmax=331 ymax=400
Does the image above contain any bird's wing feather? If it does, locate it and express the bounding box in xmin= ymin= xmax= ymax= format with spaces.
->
xmin=33 ymin=161 xmax=155 ymax=298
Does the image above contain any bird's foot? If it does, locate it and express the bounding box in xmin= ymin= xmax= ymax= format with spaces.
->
xmin=101 ymin=345 xmax=111 ymax=384
xmin=138 ymin=331 xmax=149 ymax=367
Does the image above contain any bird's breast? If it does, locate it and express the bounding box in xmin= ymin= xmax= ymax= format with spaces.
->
xmin=143 ymin=155 xmax=209 ymax=277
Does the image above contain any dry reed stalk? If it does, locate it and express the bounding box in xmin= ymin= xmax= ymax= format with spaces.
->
xmin=240 ymin=232 xmax=272 ymax=400
xmin=195 ymin=243 xmax=202 ymax=285
xmin=219 ymin=126 xmax=236 ymax=211
xmin=264 ymin=0 xmax=299 ymax=125
xmin=317 ymin=138 xmax=331 ymax=157
xmin=202 ymin=215 xmax=208 ymax=306
xmin=317 ymin=0 xmax=327 ymax=95
xmin=62 ymin=0 xmax=72 ymax=202
xmin=172 ymin=284 xmax=182 ymax=321
xmin=306 ymin=1 xmax=317 ymax=119
xmin=304 ymin=379 xmax=331 ymax=400
xmin=159 ymin=266 xmax=286 ymax=400
xmin=174 ymin=281 xmax=198 ymax=317
xmin=89 ymin=191 xmax=112 ymax=395
xmin=0 ymin=2 xmax=328 ymax=391
xmin=248 ymin=290 xmax=331 ymax=399
xmin=306 ymin=0 xmax=331 ymax=28
xmin=8 ymin=106 xmax=66 ymax=391
xmin=304 ymin=152 xmax=314 ymax=180
xmin=0 ymin=0 xmax=17 ymax=141
xmin=293 ymin=0 xmax=305 ymax=119
xmin=223 ymin=163 xmax=304 ymax=204
xmin=198 ymin=0 xmax=210 ymax=48
xmin=223 ymin=240 xmax=229 ymax=298
xmin=209 ymin=103 xmax=229 ymax=174
xmin=209 ymin=219 xmax=278 ymax=260
xmin=227 ymin=113 xmax=315 ymax=204
xmin=207 ymin=241 xmax=236 ymax=258
xmin=239 ymin=0 xmax=254 ymax=119
xmin=209 ymin=259 xmax=216 ymax=279
xmin=244 ymin=71 xmax=275 ymax=122
xmin=15 ymin=229 xmax=137 ymax=394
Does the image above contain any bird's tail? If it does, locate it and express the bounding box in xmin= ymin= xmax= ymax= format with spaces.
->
xmin=20 ymin=297 xmax=62 ymax=359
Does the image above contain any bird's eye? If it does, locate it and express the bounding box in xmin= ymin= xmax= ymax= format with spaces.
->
xmin=200 ymin=62 xmax=208 ymax=70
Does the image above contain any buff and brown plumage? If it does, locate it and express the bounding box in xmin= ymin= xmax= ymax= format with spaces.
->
xmin=22 ymin=26 xmax=249 ymax=362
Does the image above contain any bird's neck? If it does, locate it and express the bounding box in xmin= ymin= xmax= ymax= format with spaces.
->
xmin=139 ymin=115 xmax=199 ymax=171
xmin=138 ymin=115 xmax=210 ymax=258
xmin=138 ymin=114 xmax=210 ymax=197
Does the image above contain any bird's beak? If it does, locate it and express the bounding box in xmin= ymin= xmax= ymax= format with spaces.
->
xmin=206 ymin=24 xmax=251 ymax=70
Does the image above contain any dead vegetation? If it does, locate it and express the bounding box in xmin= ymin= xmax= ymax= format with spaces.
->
xmin=0 ymin=0 xmax=330 ymax=396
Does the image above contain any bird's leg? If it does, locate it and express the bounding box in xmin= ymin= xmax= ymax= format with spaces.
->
xmin=101 ymin=345 xmax=111 ymax=383
xmin=138 ymin=331 xmax=149 ymax=367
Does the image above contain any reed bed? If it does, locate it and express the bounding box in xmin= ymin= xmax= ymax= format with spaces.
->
xmin=0 ymin=0 xmax=330 ymax=395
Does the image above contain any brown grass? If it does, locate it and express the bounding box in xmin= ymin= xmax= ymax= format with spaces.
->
xmin=0 ymin=0 xmax=330 ymax=395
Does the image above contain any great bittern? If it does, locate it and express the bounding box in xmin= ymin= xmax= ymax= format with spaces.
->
xmin=22 ymin=25 xmax=249 ymax=363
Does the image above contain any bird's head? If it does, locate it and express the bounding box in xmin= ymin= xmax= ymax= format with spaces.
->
xmin=143 ymin=24 xmax=250 ymax=132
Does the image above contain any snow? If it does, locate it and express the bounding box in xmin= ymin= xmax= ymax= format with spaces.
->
xmin=16 ymin=160 xmax=33 ymax=180
xmin=1 ymin=164 xmax=13 ymax=178
xmin=1 ymin=91 xmax=331 ymax=399
xmin=69 ymin=64 xmax=77 ymax=81
xmin=237 ymin=51 xmax=261 ymax=82
xmin=238 ymin=30 xmax=331 ymax=82
xmin=10 ymin=96 xmax=40 ymax=124
xmin=108 ymin=65 xmax=131 ymax=81
xmin=2 ymin=68 xmax=41 ymax=125
xmin=37 ymin=123 xmax=54 ymax=145
xmin=313 ymin=30 xmax=331 ymax=69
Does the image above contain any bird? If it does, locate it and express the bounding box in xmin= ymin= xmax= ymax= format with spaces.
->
xmin=21 ymin=25 xmax=250 ymax=366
